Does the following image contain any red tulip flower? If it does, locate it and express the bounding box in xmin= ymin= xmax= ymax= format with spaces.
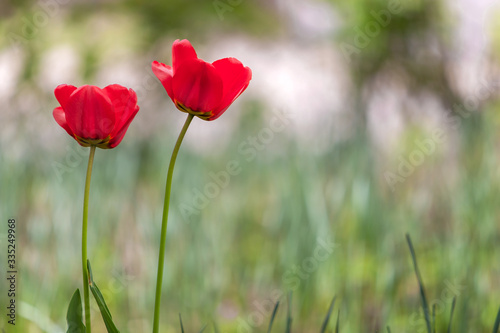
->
xmin=152 ymin=39 xmax=252 ymax=121
xmin=53 ymin=84 xmax=140 ymax=149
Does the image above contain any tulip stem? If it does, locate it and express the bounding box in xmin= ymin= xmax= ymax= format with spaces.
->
xmin=82 ymin=145 xmax=96 ymax=333
xmin=153 ymin=113 xmax=194 ymax=333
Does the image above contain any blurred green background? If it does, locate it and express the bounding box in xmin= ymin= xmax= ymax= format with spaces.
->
xmin=1 ymin=0 xmax=500 ymax=331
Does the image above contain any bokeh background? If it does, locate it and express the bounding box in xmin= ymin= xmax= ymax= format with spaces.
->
xmin=1 ymin=0 xmax=500 ymax=331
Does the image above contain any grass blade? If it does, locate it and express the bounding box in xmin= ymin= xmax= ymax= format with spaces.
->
xmin=320 ymin=296 xmax=337 ymax=333
xmin=432 ymin=304 xmax=436 ymax=333
xmin=267 ymin=301 xmax=280 ymax=333
xmin=406 ymin=234 xmax=432 ymax=333
xmin=179 ymin=314 xmax=185 ymax=333
xmin=387 ymin=327 xmax=391 ymax=333
xmin=447 ymin=296 xmax=456 ymax=333
xmin=285 ymin=292 xmax=292 ymax=333
xmin=492 ymin=306 xmax=500 ymax=333
xmin=87 ymin=260 xmax=120 ymax=333
xmin=198 ymin=324 xmax=207 ymax=332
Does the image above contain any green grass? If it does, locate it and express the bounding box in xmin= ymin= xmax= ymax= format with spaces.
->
xmin=1 ymin=106 xmax=500 ymax=332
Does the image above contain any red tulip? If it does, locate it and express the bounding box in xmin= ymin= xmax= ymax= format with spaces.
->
xmin=152 ymin=39 xmax=252 ymax=121
xmin=53 ymin=84 xmax=140 ymax=149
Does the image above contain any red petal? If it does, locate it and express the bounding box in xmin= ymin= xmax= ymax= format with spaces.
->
xmin=64 ymin=85 xmax=116 ymax=140
xmin=54 ymin=84 xmax=77 ymax=110
xmin=172 ymin=39 xmax=198 ymax=72
xmin=152 ymin=61 xmax=174 ymax=100
xmin=103 ymin=84 xmax=140 ymax=148
xmin=108 ymin=104 xmax=140 ymax=148
xmin=172 ymin=59 xmax=223 ymax=113
xmin=53 ymin=106 xmax=74 ymax=137
xmin=211 ymin=58 xmax=252 ymax=120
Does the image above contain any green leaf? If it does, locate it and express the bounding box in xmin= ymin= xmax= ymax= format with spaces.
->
xmin=66 ymin=289 xmax=86 ymax=333
xmin=447 ymin=296 xmax=456 ymax=333
xmin=320 ymin=296 xmax=336 ymax=333
xmin=492 ymin=306 xmax=500 ymax=333
xmin=285 ymin=292 xmax=292 ymax=333
xmin=432 ymin=304 xmax=436 ymax=333
xmin=179 ymin=314 xmax=185 ymax=333
xmin=87 ymin=260 xmax=121 ymax=333
xmin=406 ymin=234 xmax=432 ymax=333
xmin=267 ymin=301 xmax=279 ymax=333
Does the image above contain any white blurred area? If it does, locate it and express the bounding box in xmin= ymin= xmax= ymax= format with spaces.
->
xmin=0 ymin=0 xmax=499 ymax=162
xmin=366 ymin=0 xmax=500 ymax=161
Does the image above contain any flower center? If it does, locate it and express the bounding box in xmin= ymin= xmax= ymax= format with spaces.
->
xmin=175 ymin=101 xmax=212 ymax=120
xmin=75 ymin=135 xmax=112 ymax=149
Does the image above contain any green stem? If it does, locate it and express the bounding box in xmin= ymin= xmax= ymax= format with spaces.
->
xmin=82 ymin=145 xmax=96 ymax=333
xmin=153 ymin=114 xmax=194 ymax=333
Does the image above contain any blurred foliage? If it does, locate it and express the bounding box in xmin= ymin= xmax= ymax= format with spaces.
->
xmin=330 ymin=0 xmax=465 ymax=138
